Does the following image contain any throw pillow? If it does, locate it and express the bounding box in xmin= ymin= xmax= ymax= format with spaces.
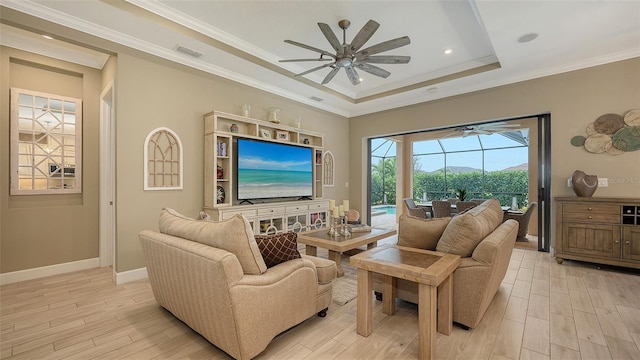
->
xmin=159 ymin=208 xmax=267 ymax=275
xmin=436 ymin=198 xmax=504 ymax=257
xmin=254 ymin=232 xmax=301 ymax=268
xmin=397 ymin=214 xmax=450 ymax=250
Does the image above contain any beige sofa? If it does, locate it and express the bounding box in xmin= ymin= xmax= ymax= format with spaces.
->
xmin=374 ymin=199 xmax=518 ymax=329
xmin=139 ymin=209 xmax=337 ymax=360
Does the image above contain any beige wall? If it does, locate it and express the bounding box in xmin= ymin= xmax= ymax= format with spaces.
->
xmin=114 ymin=53 xmax=349 ymax=272
xmin=350 ymin=58 xmax=640 ymax=248
xmin=0 ymin=47 xmax=102 ymax=273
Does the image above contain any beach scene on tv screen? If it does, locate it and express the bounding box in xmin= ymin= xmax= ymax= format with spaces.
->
xmin=237 ymin=139 xmax=313 ymax=200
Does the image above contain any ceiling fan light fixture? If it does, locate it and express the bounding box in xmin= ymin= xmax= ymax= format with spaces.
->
xmin=281 ymin=19 xmax=410 ymax=85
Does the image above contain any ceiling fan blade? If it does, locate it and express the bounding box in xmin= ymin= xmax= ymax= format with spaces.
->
xmin=348 ymin=19 xmax=379 ymax=54
xmin=361 ymin=55 xmax=410 ymax=64
xmin=284 ymin=40 xmax=335 ymax=59
xmin=345 ymin=66 xmax=361 ymax=85
xmin=279 ymin=58 xmax=333 ymax=62
xmin=318 ymin=22 xmax=343 ymax=55
xmin=295 ymin=63 xmax=334 ymax=77
xmin=354 ymin=62 xmax=390 ymax=78
xmin=355 ymin=36 xmax=411 ymax=59
xmin=321 ymin=66 xmax=340 ymax=85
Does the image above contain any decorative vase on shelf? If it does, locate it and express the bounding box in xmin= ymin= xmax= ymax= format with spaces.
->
xmin=571 ymin=170 xmax=598 ymax=197
xmin=230 ymin=124 xmax=239 ymax=133
xmin=267 ymin=107 xmax=281 ymax=124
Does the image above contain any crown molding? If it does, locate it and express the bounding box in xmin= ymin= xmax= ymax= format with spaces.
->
xmin=1 ymin=0 xmax=351 ymax=117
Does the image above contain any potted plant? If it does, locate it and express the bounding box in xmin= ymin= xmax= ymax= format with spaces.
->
xmin=456 ymin=188 xmax=468 ymax=201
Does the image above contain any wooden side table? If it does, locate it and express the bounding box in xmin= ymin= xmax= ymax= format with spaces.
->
xmin=297 ymin=227 xmax=396 ymax=277
xmin=350 ymin=245 xmax=461 ymax=360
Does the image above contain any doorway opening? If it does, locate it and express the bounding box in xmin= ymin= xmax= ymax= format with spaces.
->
xmin=367 ymin=114 xmax=551 ymax=252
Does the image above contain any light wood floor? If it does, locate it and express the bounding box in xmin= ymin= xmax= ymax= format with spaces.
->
xmin=2 ymin=248 xmax=640 ymax=360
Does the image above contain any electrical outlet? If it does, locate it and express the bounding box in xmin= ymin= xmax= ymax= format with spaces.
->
xmin=567 ymin=178 xmax=573 ymax=187
xmin=598 ymin=178 xmax=608 ymax=187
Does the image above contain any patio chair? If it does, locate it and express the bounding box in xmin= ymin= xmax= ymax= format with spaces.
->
xmin=403 ymin=198 xmax=430 ymax=219
xmin=470 ymin=199 xmax=488 ymax=205
xmin=503 ymin=202 xmax=537 ymax=242
xmin=455 ymin=201 xmax=477 ymax=214
xmin=446 ymin=198 xmax=459 ymax=204
xmin=431 ymin=200 xmax=452 ymax=218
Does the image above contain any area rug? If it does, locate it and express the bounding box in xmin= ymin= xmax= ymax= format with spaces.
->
xmin=300 ymin=246 xmax=359 ymax=306
xmin=332 ymin=260 xmax=358 ymax=305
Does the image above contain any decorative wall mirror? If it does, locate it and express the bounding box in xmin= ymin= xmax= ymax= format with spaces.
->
xmin=10 ymin=88 xmax=82 ymax=195
xmin=144 ymin=127 xmax=183 ymax=190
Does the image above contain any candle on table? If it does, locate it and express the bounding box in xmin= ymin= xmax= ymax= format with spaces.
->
xmin=339 ymin=205 xmax=344 ymax=217
xmin=333 ymin=208 xmax=339 ymax=218
xmin=343 ymin=200 xmax=349 ymax=211
xmin=329 ymin=199 xmax=335 ymax=211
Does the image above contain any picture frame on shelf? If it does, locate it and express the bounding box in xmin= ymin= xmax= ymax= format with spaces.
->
xmin=276 ymin=130 xmax=289 ymax=141
xmin=260 ymin=129 xmax=271 ymax=139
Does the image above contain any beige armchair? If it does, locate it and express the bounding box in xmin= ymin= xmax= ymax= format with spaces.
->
xmin=374 ymin=199 xmax=518 ymax=329
xmin=139 ymin=209 xmax=337 ymax=360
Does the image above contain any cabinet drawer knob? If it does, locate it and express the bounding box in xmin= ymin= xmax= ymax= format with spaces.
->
xmin=587 ymin=207 xmax=592 ymax=211
xmin=614 ymin=240 xmax=620 ymax=244
xmin=626 ymin=241 xmax=631 ymax=245
xmin=587 ymin=216 xmax=592 ymax=219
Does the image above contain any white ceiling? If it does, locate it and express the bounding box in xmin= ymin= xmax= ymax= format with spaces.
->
xmin=2 ymin=0 xmax=639 ymax=117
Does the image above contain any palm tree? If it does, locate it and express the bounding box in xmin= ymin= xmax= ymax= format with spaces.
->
xmin=371 ymin=157 xmax=396 ymax=205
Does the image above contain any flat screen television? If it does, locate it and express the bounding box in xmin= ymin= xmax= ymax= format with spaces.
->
xmin=235 ymin=138 xmax=313 ymax=202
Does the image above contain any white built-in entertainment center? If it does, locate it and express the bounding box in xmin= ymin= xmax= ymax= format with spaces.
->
xmin=203 ymin=111 xmax=329 ymax=234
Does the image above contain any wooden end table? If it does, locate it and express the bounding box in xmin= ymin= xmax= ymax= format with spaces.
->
xmin=350 ymin=245 xmax=461 ymax=360
xmin=296 ymin=227 xmax=397 ymax=277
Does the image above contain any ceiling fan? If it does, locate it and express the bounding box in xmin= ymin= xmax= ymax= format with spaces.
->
xmin=279 ymin=19 xmax=411 ymax=85
xmin=444 ymin=122 xmax=521 ymax=138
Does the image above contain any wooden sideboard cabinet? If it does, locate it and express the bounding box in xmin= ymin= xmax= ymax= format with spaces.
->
xmin=555 ymin=196 xmax=640 ymax=269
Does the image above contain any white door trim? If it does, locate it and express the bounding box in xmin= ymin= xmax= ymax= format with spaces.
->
xmin=99 ymin=82 xmax=116 ymax=271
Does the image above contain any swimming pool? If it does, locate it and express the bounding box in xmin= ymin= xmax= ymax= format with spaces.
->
xmin=371 ymin=205 xmax=396 ymax=215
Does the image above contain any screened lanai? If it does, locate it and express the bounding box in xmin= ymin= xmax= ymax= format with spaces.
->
xmin=369 ymin=126 xmax=533 ymax=227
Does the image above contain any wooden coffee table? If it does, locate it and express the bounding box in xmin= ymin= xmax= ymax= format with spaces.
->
xmin=350 ymin=245 xmax=461 ymax=360
xmin=297 ymin=227 xmax=397 ymax=277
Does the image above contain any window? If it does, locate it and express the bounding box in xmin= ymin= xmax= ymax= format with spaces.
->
xmin=323 ymin=151 xmax=334 ymax=187
xmin=144 ymin=127 xmax=183 ymax=190
xmin=10 ymin=88 xmax=82 ymax=195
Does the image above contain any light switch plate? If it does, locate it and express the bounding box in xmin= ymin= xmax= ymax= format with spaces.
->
xmin=598 ymin=178 xmax=608 ymax=187
xmin=567 ymin=178 xmax=573 ymax=187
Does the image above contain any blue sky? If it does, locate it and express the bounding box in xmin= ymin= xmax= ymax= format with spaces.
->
xmin=372 ymin=132 xmax=529 ymax=172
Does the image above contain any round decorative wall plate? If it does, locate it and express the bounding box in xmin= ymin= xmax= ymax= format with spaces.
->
xmin=216 ymin=185 xmax=225 ymax=204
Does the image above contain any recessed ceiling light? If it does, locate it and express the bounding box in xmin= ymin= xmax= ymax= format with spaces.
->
xmin=443 ymin=49 xmax=453 ymax=55
xmin=42 ymin=35 xmax=54 ymax=40
xmin=517 ymin=33 xmax=538 ymax=43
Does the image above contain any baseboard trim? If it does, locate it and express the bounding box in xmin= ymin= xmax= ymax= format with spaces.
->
xmin=115 ymin=267 xmax=148 ymax=285
xmin=0 ymin=258 xmax=100 ymax=285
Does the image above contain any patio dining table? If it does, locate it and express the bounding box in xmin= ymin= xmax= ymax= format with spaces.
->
xmin=417 ymin=201 xmax=511 ymax=216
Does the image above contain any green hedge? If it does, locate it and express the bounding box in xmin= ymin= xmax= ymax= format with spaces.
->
xmin=412 ymin=170 xmax=529 ymax=207
xmin=371 ymin=159 xmax=530 ymax=208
